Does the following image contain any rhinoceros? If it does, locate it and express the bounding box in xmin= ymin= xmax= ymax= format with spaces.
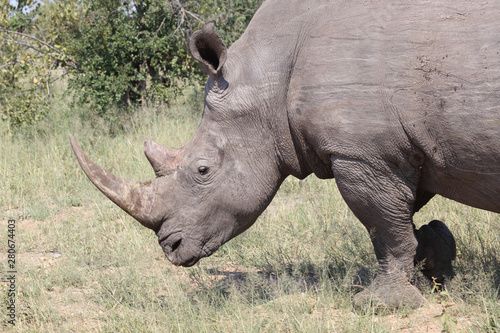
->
xmin=70 ymin=0 xmax=500 ymax=309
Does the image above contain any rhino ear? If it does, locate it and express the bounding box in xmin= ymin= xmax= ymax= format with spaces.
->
xmin=189 ymin=21 xmax=227 ymax=81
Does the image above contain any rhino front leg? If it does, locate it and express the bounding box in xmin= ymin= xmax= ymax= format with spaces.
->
xmin=331 ymin=157 xmax=425 ymax=309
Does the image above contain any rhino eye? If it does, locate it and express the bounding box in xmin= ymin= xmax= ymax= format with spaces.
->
xmin=198 ymin=166 xmax=209 ymax=175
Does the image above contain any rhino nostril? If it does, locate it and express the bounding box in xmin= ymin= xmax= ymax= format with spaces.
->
xmin=171 ymin=238 xmax=182 ymax=252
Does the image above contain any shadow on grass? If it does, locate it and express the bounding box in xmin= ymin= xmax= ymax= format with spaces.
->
xmin=183 ymin=261 xmax=376 ymax=309
xmin=183 ymin=249 xmax=500 ymax=312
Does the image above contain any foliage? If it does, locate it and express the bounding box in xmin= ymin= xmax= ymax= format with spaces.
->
xmin=199 ymin=0 xmax=264 ymax=45
xmin=0 ymin=1 xmax=47 ymax=127
xmin=0 ymin=0 xmax=263 ymax=126
xmin=65 ymin=0 xmax=190 ymax=112
xmin=0 ymin=0 xmax=77 ymax=128
xmin=64 ymin=0 xmax=263 ymax=113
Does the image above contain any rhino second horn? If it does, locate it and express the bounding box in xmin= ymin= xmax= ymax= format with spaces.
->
xmin=144 ymin=140 xmax=182 ymax=177
xmin=69 ymin=135 xmax=165 ymax=230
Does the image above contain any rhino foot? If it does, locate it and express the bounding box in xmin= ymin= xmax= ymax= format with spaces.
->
xmin=353 ymin=278 xmax=425 ymax=311
xmin=414 ymin=220 xmax=456 ymax=285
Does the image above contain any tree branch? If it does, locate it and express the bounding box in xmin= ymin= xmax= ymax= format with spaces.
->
xmin=0 ymin=29 xmax=79 ymax=69
xmin=155 ymin=16 xmax=167 ymax=36
xmin=172 ymin=1 xmax=202 ymax=23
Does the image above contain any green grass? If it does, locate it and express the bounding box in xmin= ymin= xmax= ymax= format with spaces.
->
xmin=1 ymin=95 xmax=499 ymax=332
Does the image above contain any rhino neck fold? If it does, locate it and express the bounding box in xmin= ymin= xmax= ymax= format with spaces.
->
xmin=222 ymin=10 xmax=330 ymax=181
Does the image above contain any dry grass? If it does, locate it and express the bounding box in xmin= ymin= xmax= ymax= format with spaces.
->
xmin=0 ymin=100 xmax=498 ymax=332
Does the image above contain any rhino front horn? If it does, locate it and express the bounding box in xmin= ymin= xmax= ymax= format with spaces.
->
xmin=69 ymin=135 xmax=166 ymax=230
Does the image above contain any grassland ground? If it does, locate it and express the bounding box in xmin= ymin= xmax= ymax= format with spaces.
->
xmin=0 ymin=97 xmax=498 ymax=332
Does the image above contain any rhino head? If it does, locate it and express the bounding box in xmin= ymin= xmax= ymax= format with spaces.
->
xmin=70 ymin=23 xmax=300 ymax=267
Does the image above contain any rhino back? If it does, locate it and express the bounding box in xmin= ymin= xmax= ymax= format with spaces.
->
xmin=267 ymin=1 xmax=500 ymax=211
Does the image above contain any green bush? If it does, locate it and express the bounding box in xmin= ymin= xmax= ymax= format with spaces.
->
xmin=0 ymin=0 xmax=51 ymax=127
xmin=0 ymin=0 xmax=263 ymax=127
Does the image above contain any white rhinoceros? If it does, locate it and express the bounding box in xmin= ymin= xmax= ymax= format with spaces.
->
xmin=70 ymin=0 xmax=500 ymax=309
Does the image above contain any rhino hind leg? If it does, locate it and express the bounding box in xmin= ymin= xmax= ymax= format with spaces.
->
xmin=414 ymin=220 xmax=457 ymax=286
xmin=331 ymin=157 xmax=425 ymax=310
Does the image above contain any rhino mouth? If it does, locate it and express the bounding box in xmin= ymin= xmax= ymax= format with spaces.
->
xmin=159 ymin=233 xmax=203 ymax=267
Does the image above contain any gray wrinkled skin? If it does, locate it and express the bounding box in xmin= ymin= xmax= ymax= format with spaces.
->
xmin=71 ymin=0 xmax=500 ymax=309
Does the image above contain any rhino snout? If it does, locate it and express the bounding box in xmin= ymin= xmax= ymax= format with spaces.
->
xmin=159 ymin=233 xmax=201 ymax=267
